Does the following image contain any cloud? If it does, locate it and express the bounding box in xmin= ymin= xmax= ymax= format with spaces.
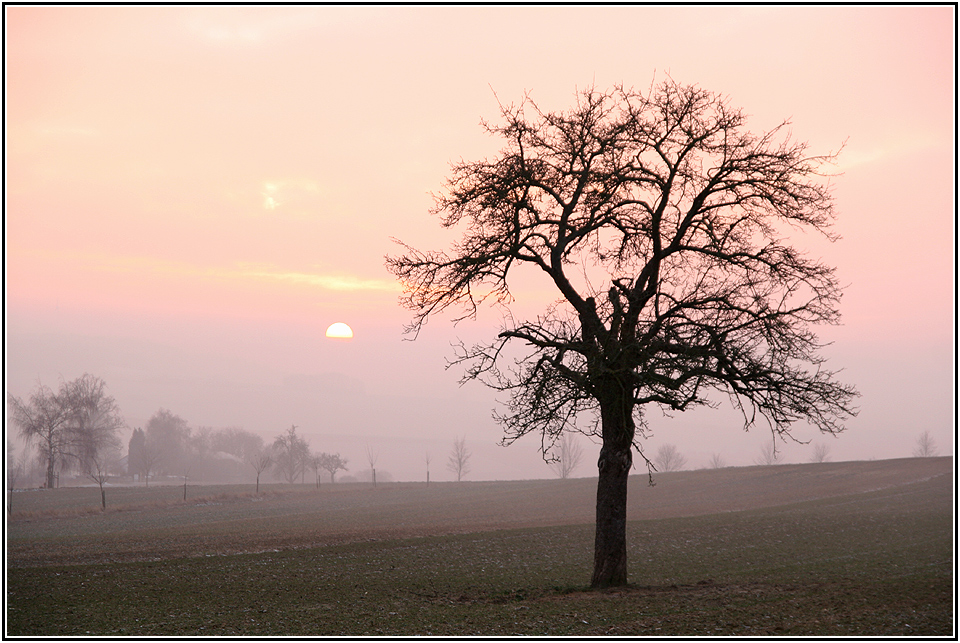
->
xmin=260 ymin=179 xmax=321 ymax=212
xmin=26 ymin=250 xmax=397 ymax=294
xmin=834 ymin=133 xmax=943 ymax=171
xmin=239 ymin=268 xmax=398 ymax=292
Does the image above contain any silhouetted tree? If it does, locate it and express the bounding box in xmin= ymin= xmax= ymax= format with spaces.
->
xmin=654 ymin=444 xmax=687 ymax=472
xmin=247 ymin=448 xmax=273 ymax=493
xmin=708 ymin=453 xmax=726 ymax=469
xmin=8 ymin=382 xmax=72 ymax=489
xmin=317 ymin=452 xmax=348 ymax=483
xmin=388 ymin=80 xmax=858 ymax=587
xmin=810 ymin=442 xmax=831 ymax=463
xmin=447 ymin=436 xmax=472 ymax=482
xmin=63 ymin=374 xmax=125 ymax=474
xmin=913 ymin=431 xmax=938 ymax=457
xmin=755 ymin=440 xmax=784 ymax=466
xmin=365 ymin=444 xmax=379 ymax=488
xmin=549 ymin=433 xmax=584 ymax=479
xmin=425 ymin=451 xmax=432 ymax=485
xmin=272 ymin=425 xmax=310 ymax=484
xmin=83 ymin=446 xmax=121 ymax=510
xmin=8 ymin=374 xmax=124 ymax=489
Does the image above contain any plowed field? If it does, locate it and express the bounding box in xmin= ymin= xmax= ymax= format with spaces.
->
xmin=6 ymin=457 xmax=954 ymax=636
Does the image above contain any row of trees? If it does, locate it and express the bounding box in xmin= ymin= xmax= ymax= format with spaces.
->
xmin=268 ymin=425 xmax=349 ymax=489
xmin=7 ymin=377 xmax=502 ymax=494
xmin=653 ymin=431 xmax=941 ymax=472
xmin=126 ymin=418 xmax=351 ymax=492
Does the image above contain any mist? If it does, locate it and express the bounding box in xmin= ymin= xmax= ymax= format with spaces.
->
xmin=5 ymin=5 xmax=954 ymax=484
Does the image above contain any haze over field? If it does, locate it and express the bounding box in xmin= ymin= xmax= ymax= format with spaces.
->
xmin=5 ymin=6 xmax=955 ymax=481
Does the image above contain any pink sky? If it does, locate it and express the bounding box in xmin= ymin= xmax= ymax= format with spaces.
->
xmin=5 ymin=6 xmax=955 ymax=480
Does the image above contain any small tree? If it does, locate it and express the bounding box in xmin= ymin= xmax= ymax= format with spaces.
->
xmin=317 ymin=452 xmax=349 ymax=483
xmin=366 ymin=444 xmax=379 ymax=488
xmin=138 ymin=438 xmax=164 ymax=487
xmin=84 ymin=447 xmax=119 ymax=510
xmin=425 ymin=451 xmax=431 ymax=485
xmin=447 ymin=436 xmax=472 ymax=482
xmin=809 ymin=442 xmax=831 ymax=463
xmin=549 ymin=434 xmax=584 ymax=479
xmin=654 ymin=444 xmax=687 ymax=472
xmin=309 ymin=454 xmax=323 ymax=489
xmin=913 ymin=431 xmax=938 ymax=457
xmin=247 ymin=449 xmax=273 ymax=494
xmin=708 ymin=453 xmax=726 ymax=469
xmin=755 ymin=440 xmax=784 ymax=466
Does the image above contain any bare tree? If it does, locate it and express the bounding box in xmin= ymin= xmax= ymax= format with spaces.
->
xmin=8 ymin=381 xmax=72 ymax=489
xmin=913 ymin=431 xmax=938 ymax=457
xmin=365 ymin=444 xmax=379 ymax=487
xmin=138 ymin=438 xmax=164 ymax=487
xmin=447 ymin=436 xmax=472 ymax=482
xmin=708 ymin=453 xmax=726 ymax=469
xmin=308 ymin=454 xmax=323 ymax=489
xmin=317 ymin=452 xmax=348 ymax=483
xmin=272 ymin=425 xmax=310 ymax=484
xmin=8 ymin=374 xmax=124 ymax=489
xmin=425 ymin=451 xmax=431 ymax=485
xmin=549 ymin=434 xmax=585 ymax=479
xmin=653 ymin=444 xmax=687 ymax=472
xmin=809 ymin=442 xmax=831 ymax=463
xmin=388 ymin=80 xmax=858 ymax=587
xmin=83 ymin=446 xmax=121 ymax=510
xmin=63 ymin=374 xmax=125 ymax=476
xmin=247 ymin=449 xmax=273 ymax=494
xmin=755 ymin=440 xmax=784 ymax=466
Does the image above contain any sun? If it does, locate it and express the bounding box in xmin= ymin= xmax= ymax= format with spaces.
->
xmin=325 ymin=322 xmax=354 ymax=339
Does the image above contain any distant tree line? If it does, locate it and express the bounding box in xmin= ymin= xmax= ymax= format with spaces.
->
xmin=127 ymin=416 xmax=350 ymax=490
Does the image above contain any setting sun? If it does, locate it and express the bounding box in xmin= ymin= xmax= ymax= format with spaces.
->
xmin=325 ymin=322 xmax=353 ymax=339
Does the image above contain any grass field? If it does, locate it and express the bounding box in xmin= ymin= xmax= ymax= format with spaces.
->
xmin=5 ymin=457 xmax=954 ymax=636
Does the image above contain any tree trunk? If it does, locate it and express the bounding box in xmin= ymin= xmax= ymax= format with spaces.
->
xmin=46 ymin=456 xmax=56 ymax=490
xmin=592 ymin=442 xmax=632 ymax=587
xmin=100 ymin=487 xmax=106 ymax=510
xmin=591 ymin=384 xmax=635 ymax=588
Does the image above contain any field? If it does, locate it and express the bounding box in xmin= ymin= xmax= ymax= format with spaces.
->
xmin=6 ymin=457 xmax=954 ymax=637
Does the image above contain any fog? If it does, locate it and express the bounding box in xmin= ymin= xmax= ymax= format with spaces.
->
xmin=5 ymin=6 xmax=954 ymax=484
xmin=6 ymin=300 xmax=953 ymax=485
